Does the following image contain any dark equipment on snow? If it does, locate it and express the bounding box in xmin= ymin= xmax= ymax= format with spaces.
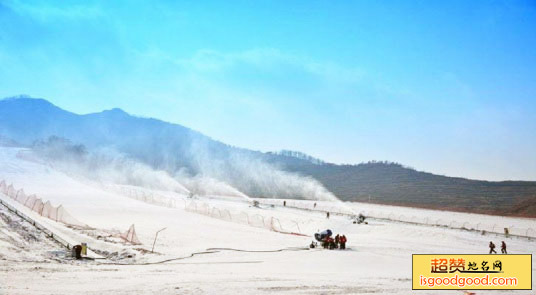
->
xmin=314 ymin=229 xmax=332 ymax=242
xmin=72 ymin=245 xmax=82 ymax=259
xmin=353 ymin=213 xmax=367 ymax=224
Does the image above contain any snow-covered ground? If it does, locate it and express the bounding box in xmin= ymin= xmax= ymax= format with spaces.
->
xmin=1 ymin=146 xmax=535 ymax=294
xmin=257 ymin=199 xmax=536 ymax=238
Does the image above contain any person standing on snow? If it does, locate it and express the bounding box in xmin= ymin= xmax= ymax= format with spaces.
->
xmin=489 ymin=241 xmax=497 ymax=254
xmin=335 ymin=234 xmax=340 ymax=248
xmin=327 ymin=237 xmax=336 ymax=250
xmin=322 ymin=238 xmax=329 ymax=249
xmin=326 ymin=212 xmax=330 ymax=219
xmin=501 ymin=241 xmax=507 ymax=254
xmin=339 ymin=235 xmax=347 ymax=249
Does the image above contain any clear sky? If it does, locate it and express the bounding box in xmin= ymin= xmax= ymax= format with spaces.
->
xmin=1 ymin=0 xmax=535 ymax=181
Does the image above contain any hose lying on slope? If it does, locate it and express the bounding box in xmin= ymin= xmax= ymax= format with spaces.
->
xmin=97 ymin=247 xmax=311 ymax=266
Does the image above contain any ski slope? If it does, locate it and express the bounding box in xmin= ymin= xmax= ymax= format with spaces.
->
xmin=0 ymin=146 xmax=535 ymax=294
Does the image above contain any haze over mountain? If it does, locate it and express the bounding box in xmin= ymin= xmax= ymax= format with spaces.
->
xmin=1 ymin=96 xmax=535 ymax=217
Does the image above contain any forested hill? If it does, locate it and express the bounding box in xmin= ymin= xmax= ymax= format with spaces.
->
xmin=265 ymin=155 xmax=536 ymax=217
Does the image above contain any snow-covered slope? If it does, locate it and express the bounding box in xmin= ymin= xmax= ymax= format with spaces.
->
xmin=0 ymin=146 xmax=534 ymax=294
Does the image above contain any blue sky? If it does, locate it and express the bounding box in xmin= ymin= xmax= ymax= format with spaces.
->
xmin=0 ymin=0 xmax=535 ymax=181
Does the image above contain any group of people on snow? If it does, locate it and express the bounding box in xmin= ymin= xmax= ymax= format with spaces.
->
xmin=311 ymin=233 xmax=348 ymax=250
xmin=489 ymin=241 xmax=507 ymax=254
xmin=326 ymin=234 xmax=347 ymax=249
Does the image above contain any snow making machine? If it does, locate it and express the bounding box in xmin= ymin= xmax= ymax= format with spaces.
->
xmin=314 ymin=229 xmax=332 ymax=242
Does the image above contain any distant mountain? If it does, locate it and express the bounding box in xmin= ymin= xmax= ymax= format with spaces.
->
xmin=269 ymin=159 xmax=536 ymax=217
xmin=1 ymin=96 xmax=535 ymax=217
xmin=0 ymin=96 xmax=234 ymax=170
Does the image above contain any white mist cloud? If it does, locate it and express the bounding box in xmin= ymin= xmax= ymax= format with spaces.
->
xmin=186 ymin=137 xmax=339 ymax=202
xmin=32 ymin=139 xmax=190 ymax=194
